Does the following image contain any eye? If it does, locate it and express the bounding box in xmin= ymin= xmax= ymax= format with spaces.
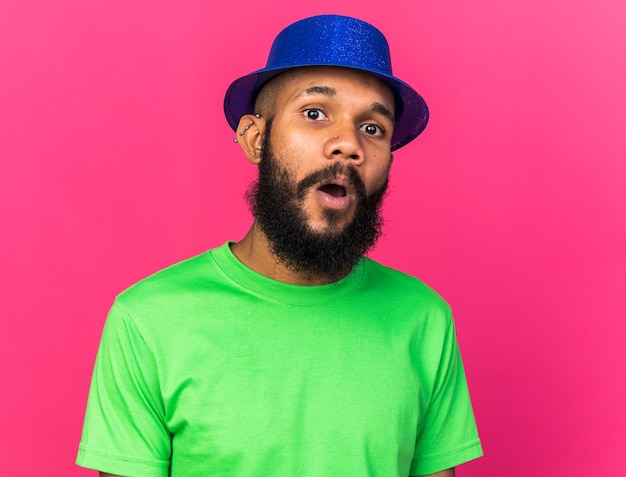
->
xmin=360 ymin=123 xmax=384 ymax=136
xmin=303 ymin=108 xmax=327 ymax=120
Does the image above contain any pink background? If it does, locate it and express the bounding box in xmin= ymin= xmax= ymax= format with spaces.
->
xmin=1 ymin=0 xmax=625 ymax=475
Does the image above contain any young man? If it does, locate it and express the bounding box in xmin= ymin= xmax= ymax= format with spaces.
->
xmin=77 ymin=15 xmax=482 ymax=477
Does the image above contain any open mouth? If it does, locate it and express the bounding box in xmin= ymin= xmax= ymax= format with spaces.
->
xmin=318 ymin=183 xmax=347 ymax=198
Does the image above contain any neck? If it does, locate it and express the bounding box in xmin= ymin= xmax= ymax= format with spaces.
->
xmin=230 ymin=222 xmax=351 ymax=286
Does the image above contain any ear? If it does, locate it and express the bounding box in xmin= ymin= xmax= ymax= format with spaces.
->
xmin=388 ymin=153 xmax=394 ymax=172
xmin=235 ymin=114 xmax=266 ymax=164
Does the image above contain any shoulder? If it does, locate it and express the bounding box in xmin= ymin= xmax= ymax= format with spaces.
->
xmin=356 ymin=257 xmax=454 ymax=339
xmin=357 ymin=259 xmax=460 ymax=377
xmin=100 ymin=245 xmax=233 ymax=346
xmin=118 ymin=251 xmax=210 ymax=301
xmin=359 ymin=257 xmax=451 ymax=312
xmin=111 ymin=244 xmax=231 ymax=322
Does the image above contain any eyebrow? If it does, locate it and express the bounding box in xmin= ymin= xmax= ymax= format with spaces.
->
xmin=371 ymin=102 xmax=395 ymax=123
xmin=298 ymin=86 xmax=337 ymax=98
xmin=295 ymin=85 xmax=395 ymax=123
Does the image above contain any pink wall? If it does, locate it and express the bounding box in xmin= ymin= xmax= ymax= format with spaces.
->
xmin=1 ymin=1 xmax=624 ymax=475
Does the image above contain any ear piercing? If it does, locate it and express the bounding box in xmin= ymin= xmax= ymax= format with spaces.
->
xmin=333 ymin=135 xmax=339 ymax=139
xmin=233 ymin=114 xmax=261 ymax=143
xmin=239 ymin=121 xmax=254 ymax=136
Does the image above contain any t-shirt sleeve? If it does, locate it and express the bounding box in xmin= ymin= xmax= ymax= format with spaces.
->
xmin=410 ymin=315 xmax=483 ymax=476
xmin=76 ymin=301 xmax=171 ymax=477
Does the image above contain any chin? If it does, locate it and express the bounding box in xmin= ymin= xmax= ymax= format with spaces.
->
xmin=309 ymin=209 xmax=355 ymax=233
xmin=307 ymin=219 xmax=351 ymax=237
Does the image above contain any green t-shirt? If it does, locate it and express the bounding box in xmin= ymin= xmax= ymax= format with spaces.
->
xmin=77 ymin=243 xmax=482 ymax=476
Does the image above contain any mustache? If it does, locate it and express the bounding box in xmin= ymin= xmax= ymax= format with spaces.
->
xmin=296 ymin=162 xmax=366 ymax=200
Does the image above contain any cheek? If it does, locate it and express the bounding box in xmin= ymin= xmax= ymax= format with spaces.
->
xmin=275 ymin=131 xmax=324 ymax=169
xmin=271 ymin=136 xmax=316 ymax=180
xmin=360 ymin=173 xmax=385 ymax=197
xmin=371 ymin=173 xmax=390 ymax=193
xmin=273 ymin=125 xmax=312 ymax=154
xmin=364 ymin=157 xmax=392 ymax=190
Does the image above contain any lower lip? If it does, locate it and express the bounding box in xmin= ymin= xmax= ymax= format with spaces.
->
xmin=315 ymin=189 xmax=353 ymax=210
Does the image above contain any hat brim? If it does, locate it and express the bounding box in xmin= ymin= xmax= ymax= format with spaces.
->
xmin=224 ymin=64 xmax=428 ymax=152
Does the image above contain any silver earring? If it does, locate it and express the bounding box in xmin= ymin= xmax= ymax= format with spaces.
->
xmin=333 ymin=135 xmax=339 ymax=139
xmin=239 ymin=121 xmax=254 ymax=136
xmin=233 ymin=114 xmax=262 ymax=143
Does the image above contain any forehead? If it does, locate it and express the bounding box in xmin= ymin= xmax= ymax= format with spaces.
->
xmin=268 ymin=66 xmax=395 ymax=110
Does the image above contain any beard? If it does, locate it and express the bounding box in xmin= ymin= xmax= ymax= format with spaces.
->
xmin=245 ymin=119 xmax=389 ymax=281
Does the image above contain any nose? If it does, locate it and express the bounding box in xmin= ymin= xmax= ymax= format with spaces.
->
xmin=324 ymin=127 xmax=365 ymax=166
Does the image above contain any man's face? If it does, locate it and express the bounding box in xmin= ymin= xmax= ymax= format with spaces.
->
xmin=247 ymin=67 xmax=396 ymax=280
xmin=261 ymin=67 xmax=395 ymax=235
